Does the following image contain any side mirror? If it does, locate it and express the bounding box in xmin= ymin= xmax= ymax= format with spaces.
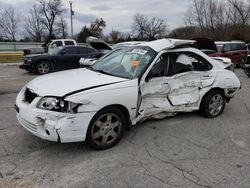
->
xmin=221 ymin=49 xmax=226 ymax=53
xmin=61 ymin=51 xmax=66 ymax=56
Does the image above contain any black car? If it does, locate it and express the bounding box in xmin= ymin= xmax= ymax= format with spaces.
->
xmin=20 ymin=46 xmax=98 ymax=74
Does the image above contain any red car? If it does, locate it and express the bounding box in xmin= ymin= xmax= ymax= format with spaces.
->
xmin=210 ymin=41 xmax=248 ymax=66
xmin=194 ymin=39 xmax=248 ymax=67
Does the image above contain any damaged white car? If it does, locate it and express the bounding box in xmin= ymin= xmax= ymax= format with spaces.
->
xmin=16 ymin=39 xmax=241 ymax=150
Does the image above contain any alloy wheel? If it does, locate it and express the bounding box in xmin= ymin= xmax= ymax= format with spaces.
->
xmin=38 ymin=63 xmax=50 ymax=74
xmin=208 ymin=94 xmax=224 ymax=116
xmin=90 ymin=113 xmax=122 ymax=146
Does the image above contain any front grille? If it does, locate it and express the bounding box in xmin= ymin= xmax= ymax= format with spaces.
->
xmin=17 ymin=115 xmax=38 ymax=133
xmin=24 ymin=88 xmax=38 ymax=103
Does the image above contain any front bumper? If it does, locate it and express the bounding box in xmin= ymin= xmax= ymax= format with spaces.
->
xmin=19 ymin=64 xmax=33 ymax=72
xmin=16 ymin=93 xmax=96 ymax=143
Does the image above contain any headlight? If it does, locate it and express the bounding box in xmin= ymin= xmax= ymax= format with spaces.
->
xmin=25 ymin=58 xmax=32 ymax=63
xmin=37 ymin=97 xmax=80 ymax=113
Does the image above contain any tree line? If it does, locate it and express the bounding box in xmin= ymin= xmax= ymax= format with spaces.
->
xmin=170 ymin=0 xmax=250 ymax=41
xmin=0 ymin=0 xmax=250 ymax=43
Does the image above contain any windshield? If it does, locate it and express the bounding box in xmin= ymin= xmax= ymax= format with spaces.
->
xmin=91 ymin=46 xmax=156 ymax=79
xmin=48 ymin=47 xmax=63 ymax=55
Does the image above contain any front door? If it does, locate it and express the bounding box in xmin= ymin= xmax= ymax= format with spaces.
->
xmin=54 ymin=47 xmax=80 ymax=71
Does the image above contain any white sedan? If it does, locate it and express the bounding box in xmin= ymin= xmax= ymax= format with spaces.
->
xmin=16 ymin=39 xmax=241 ymax=150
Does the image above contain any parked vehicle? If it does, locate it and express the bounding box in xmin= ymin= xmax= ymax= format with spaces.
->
xmin=208 ymin=41 xmax=248 ymax=66
xmin=20 ymin=46 xmax=97 ymax=74
xmin=243 ymin=55 xmax=250 ymax=77
xmin=16 ymin=39 xmax=241 ymax=150
xmin=23 ymin=39 xmax=77 ymax=56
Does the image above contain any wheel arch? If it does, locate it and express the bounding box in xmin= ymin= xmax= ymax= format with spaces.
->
xmin=200 ymin=87 xmax=225 ymax=108
xmin=95 ymin=104 xmax=132 ymax=130
xmin=37 ymin=59 xmax=54 ymax=71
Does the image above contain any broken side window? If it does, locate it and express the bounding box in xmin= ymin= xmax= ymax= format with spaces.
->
xmin=148 ymin=54 xmax=169 ymax=78
xmin=170 ymin=52 xmax=211 ymax=75
xmin=170 ymin=53 xmax=194 ymax=75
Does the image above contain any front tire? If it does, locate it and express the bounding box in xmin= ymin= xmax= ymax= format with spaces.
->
xmin=36 ymin=61 xmax=51 ymax=74
xmin=86 ymin=107 xmax=126 ymax=150
xmin=200 ymin=90 xmax=226 ymax=118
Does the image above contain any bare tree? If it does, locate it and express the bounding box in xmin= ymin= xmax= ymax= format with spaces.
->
xmin=55 ymin=16 xmax=68 ymax=39
xmin=145 ymin=17 xmax=168 ymax=40
xmin=108 ymin=30 xmax=122 ymax=43
xmin=105 ymin=30 xmax=129 ymax=43
xmin=132 ymin=13 xmax=168 ymax=40
xmin=39 ymin=0 xmax=65 ymax=39
xmin=169 ymin=26 xmax=200 ymax=39
xmin=132 ymin=13 xmax=148 ymax=40
xmin=228 ymin=0 xmax=250 ymax=39
xmin=24 ymin=5 xmax=44 ymax=42
xmin=186 ymin=0 xmax=234 ymax=40
xmin=89 ymin=18 xmax=106 ymax=38
xmin=0 ymin=7 xmax=19 ymax=41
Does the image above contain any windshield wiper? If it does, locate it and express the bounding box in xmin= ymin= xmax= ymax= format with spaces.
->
xmin=87 ymin=66 xmax=95 ymax=71
xmin=95 ymin=69 xmax=114 ymax=76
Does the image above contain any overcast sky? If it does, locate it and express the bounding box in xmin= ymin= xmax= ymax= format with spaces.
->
xmin=0 ymin=0 xmax=190 ymax=36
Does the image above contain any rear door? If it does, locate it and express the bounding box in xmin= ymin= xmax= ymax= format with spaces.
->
xmin=167 ymin=52 xmax=215 ymax=106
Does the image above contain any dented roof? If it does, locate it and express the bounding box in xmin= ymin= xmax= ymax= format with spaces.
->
xmin=139 ymin=38 xmax=195 ymax=52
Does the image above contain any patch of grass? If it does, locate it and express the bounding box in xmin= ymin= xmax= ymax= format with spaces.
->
xmin=0 ymin=52 xmax=23 ymax=63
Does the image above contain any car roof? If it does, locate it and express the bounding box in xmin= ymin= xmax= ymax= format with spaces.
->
xmin=215 ymin=41 xmax=245 ymax=45
xmin=52 ymin=39 xmax=75 ymax=42
xmin=63 ymin=46 xmax=88 ymax=49
xmin=138 ymin=38 xmax=195 ymax=52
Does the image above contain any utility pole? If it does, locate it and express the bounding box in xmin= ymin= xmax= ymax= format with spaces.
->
xmin=69 ymin=1 xmax=74 ymax=38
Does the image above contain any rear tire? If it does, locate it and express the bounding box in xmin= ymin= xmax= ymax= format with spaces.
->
xmin=86 ymin=107 xmax=126 ymax=150
xmin=36 ymin=61 xmax=51 ymax=74
xmin=200 ymin=90 xmax=226 ymax=118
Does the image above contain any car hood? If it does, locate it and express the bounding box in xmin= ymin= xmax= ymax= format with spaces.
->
xmin=25 ymin=53 xmax=49 ymax=58
xmin=86 ymin=36 xmax=112 ymax=51
xmin=26 ymin=68 xmax=128 ymax=97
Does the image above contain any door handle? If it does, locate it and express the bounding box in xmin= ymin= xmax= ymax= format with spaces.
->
xmin=201 ymin=75 xmax=212 ymax=79
xmin=161 ymin=83 xmax=169 ymax=86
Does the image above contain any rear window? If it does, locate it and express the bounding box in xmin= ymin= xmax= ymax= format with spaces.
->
xmin=65 ymin=41 xmax=75 ymax=46
xmin=231 ymin=43 xmax=245 ymax=50
xmin=53 ymin=41 xmax=63 ymax=47
xmin=223 ymin=44 xmax=231 ymax=52
xmin=217 ymin=42 xmax=247 ymax=52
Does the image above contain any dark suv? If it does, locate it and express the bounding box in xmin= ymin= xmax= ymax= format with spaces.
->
xmin=209 ymin=41 xmax=248 ymax=66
